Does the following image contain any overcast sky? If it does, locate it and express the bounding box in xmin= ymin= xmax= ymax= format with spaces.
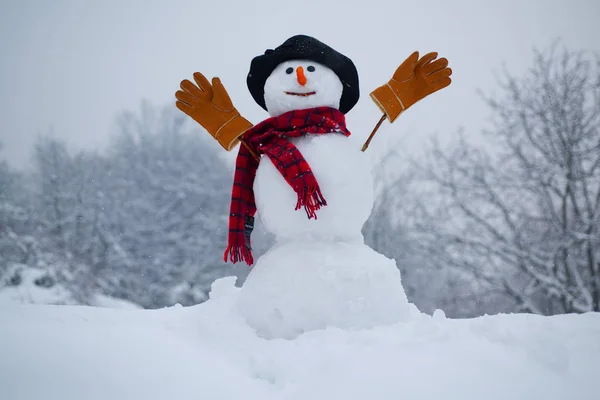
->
xmin=1 ymin=0 xmax=599 ymax=169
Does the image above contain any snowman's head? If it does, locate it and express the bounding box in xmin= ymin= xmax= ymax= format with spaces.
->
xmin=263 ymin=60 xmax=343 ymax=117
xmin=247 ymin=35 xmax=359 ymax=116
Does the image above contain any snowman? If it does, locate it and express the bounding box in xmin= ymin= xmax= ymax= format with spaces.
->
xmin=175 ymin=35 xmax=452 ymax=338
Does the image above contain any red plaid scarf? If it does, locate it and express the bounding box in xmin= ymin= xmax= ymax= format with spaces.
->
xmin=223 ymin=106 xmax=351 ymax=265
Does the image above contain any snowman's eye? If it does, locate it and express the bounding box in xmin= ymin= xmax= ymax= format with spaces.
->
xmin=307 ymin=66 xmax=315 ymax=72
xmin=286 ymin=67 xmax=294 ymax=74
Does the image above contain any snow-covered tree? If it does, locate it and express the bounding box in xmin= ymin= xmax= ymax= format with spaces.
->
xmin=2 ymin=99 xmax=275 ymax=308
xmin=0 ymin=143 xmax=66 ymax=302
xmin=414 ymin=44 xmax=600 ymax=314
xmin=96 ymin=102 xmax=248 ymax=307
xmin=1 ymin=101 xmax=272 ymax=308
xmin=29 ymin=136 xmax=101 ymax=303
xmin=0 ymin=145 xmax=32 ymax=277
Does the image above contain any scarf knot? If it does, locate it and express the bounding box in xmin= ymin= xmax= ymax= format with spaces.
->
xmin=223 ymin=106 xmax=351 ymax=265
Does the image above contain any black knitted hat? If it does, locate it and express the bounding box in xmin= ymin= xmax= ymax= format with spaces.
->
xmin=247 ymin=35 xmax=360 ymax=114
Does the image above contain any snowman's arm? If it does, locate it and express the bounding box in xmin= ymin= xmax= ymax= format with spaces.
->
xmin=361 ymin=114 xmax=387 ymax=152
xmin=361 ymin=51 xmax=452 ymax=151
xmin=175 ymin=72 xmax=254 ymax=152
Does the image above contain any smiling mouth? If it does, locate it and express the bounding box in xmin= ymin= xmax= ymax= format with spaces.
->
xmin=284 ymin=91 xmax=316 ymax=97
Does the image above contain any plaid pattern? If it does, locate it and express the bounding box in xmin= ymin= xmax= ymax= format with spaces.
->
xmin=223 ymin=106 xmax=351 ymax=265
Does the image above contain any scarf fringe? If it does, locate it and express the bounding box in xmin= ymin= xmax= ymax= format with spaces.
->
xmin=223 ymin=244 xmax=254 ymax=266
xmin=295 ymin=185 xmax=328 ymax=219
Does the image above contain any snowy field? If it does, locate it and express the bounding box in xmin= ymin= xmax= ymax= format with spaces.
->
xmin=1 ymin=276 xmax=599 ymax=400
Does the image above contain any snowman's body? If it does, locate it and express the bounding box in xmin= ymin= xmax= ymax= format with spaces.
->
xmin=254 ymin=134 xmax=373 ymax=242
xmin=236 ymin=57 xmax=410 ymax=339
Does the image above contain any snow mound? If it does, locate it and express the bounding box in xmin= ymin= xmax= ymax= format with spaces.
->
xmin=238 ymin=240 xmax=410 ymax=339
xmin=1 ymin=276 xmax=599 ymax=400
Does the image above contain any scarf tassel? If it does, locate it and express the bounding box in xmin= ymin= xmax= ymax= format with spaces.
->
xmin=223 ymin=244 xmax=254 ymax=266
xmin=295 ymin=185 xmax=328 ymax=219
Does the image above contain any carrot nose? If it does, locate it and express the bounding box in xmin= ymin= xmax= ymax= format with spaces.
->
xmin=296 ymin=66 xmax=307 ymax=86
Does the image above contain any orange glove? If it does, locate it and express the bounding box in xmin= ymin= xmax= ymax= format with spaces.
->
xmin=370 ymin=52 xmax=452 ymax=122
xmin=175 ymin=73 xmax=253 ymax=151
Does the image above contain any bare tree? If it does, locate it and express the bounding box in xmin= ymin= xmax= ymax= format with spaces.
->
xmin=415 ymin=44 xmax=600 ymax=314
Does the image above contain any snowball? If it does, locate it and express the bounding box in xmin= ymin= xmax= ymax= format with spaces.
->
xmin=236 ymin=240 xmax=410 ymax=339
xmin=254 ymin=134 xmax=374 ymax=241
xmin=263 ymin=60 xmax=343 ymax=118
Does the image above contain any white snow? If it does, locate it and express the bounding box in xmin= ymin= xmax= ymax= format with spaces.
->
xmin=0 ymin=276 xmax=599 ymax=400
xmin=263 ymin=60 xmax=343 ymax=118
xmin=237 ymin=240 xmax=410 ymax=339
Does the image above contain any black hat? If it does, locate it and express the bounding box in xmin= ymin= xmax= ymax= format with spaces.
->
xmin=247 ymin=35 xmax=360 ymax=114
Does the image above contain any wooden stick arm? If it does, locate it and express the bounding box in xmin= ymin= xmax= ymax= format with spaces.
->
xmin=361 ymin=114 xmax=388 ymax=152
xmin=239 ymin=138 xmax=260 ymax=162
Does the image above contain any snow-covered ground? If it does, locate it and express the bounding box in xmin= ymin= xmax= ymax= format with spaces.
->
xmin=1 ymin=276 xmax=599 ymax=400
xmin=0 ymin=264 xmax=141 ymax=309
